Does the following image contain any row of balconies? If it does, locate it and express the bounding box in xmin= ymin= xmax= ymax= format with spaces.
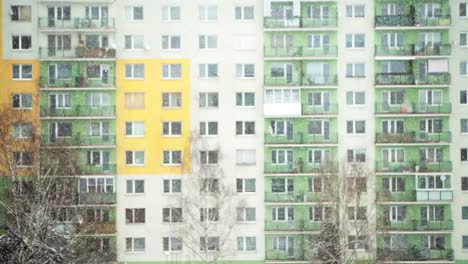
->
xmin=41 ymin=134 xmax=117 ymax=147
xmin=264 ymin=16 xmax=337 ymax=29
xmin=38 ymin=17 xmax=115 ymax=30
xmin=39 ymin=47 xmax=116 ymax=60
xmin=40 ymin=105 xmax=116 ymax=118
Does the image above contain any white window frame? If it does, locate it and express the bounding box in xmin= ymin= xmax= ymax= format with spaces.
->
xmin=236 ymin=207 xmax=256 ymax=222
xmin=236 ymin=63 xmax=255 ymax=79
xmin=126 ymin=151 xmax=145 ymax=166
xmin=162 ymin=92 xmax=182 ymax=108
xmin=235 ymin=6 xmax=255 ymax=20
xmin=87 ymin=121 xmax=109 ymax=137
xmin=348 ymin=149 xmax=367 ymax=163
xmin=161 ymin=6 xmax=180 ymax=22
xmin=461 ymin=61 xmax=468 ymax=76
xmin=382 ymin=148 xmax=405 ymax=163
xmin=162 ymin=35 xmax=181 ymax=50
xmin=10 ymin=5 xmax=32 ymax=22
xmin=272 ymin=236 xmax=294 ymax=251
xmin=382 ymin=120 xmax=405 ymax=134
xmin=199 ymin=63 xmax=218 ymax=79
xmin=163 ymin=237 xmax=183 ymax=252
xmin=11 ymin=35 xmax=31 ymax=50
xmin=346 ymin=91 xmax=366 ymax=106
xmin=125 ymin=6 xmax=144 ymax=21
xmin=163 ymin=179 xmax=182 ymax=194
xmin=272 ymin=149 xmax=293 ymax=165
xmin=126 ymin=179 xmax=145 ymax=194
xmin=265 ymin=89 xmax=300 ymax=104
xmin=199 ymin=92 xmax=218 ymax=108
xmin=12 ymin=64 xmax=32 ymax=80
xmin=417 ymin=175 xmax=451 ymax=190
xmin=125 ymin=121 xmax=145 ymax=137
xmin=236 ymin=92 xmax=255 ymax=107
xmin=163 ymin=150 xmax=182 ymax=166
xmin=199 ymin=121 xmax=218 ymax=136
xmin=346 ymin=63 xmax=365 ymax=77
xmin=346 ymin=33 xmax=365 ymax=48
xmin=199 ymin=5 xmax=217 ymax=21
xmin=12 ymin=93 xmax=33 ymax=109
xmin=199 ymin=35 xmax=217 ymax=50
xmin=308 ymin=149 xmax=331 ymax=164
xmin=236 ymin=178 xmax=256 ymax=193
xmin=460 ymin=32 xmax=468 ymax=47
xmin=13 ymin=123 xmax=32 ymax=139
xmin=346 ymin=4 xmax=365 ymax=18
xmin=237 ymin=237 xmax=256 ymax=252
xmin=162 ymin=121 xmax=182 ymax=137
xmin=125 ymin=237 xmax=145 ymax=253
xmin=124 ymin=35 xmax=144 ymax=50
xmin=346 ymin=120 xmax=366 ymax=135
xmin=125 ymin=64 xmax=145 ymax=80
xmin=14 ymin=152 xmax=32 ymax=167
xmin=162 ymin=64 xmax=182 ymax=80
xmin=236 ymin=121 xmax=256 ymax=136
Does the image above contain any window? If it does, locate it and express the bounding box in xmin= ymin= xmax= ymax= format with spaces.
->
xmin=125 ymin=93 xmax=145 ymax=109
xmin=199 ymin=6 xmax=217 ymax=21
xmin=125 ymin=122 xmax=145 ymax=137
xmin=346 ymin=63 xmax=365 ymax=77
xmin=462 ymin=148 xmax=468 ymax=162
xmin=461 ymin=90 xmax=468 ymax=104
xmin=13 ymin=123 xmax=32 ymax=139
xmin=236 ymin=64 xmax=255 ymax=78
xmin=200 ymin=237 xmax=219 ymax=251
xmin=269 ymin=120 xmax=291 ymax=136
xmin=308 ymin=149 xmax=331 ymax=164
xmin=162 ymin=122 xmax=182 ymax=136
xmin=86 ymin=64 xmax=102 ymax=79
xmin=346 ymin=34 xmax=365 ymax=48
xmin=346 ymin=5 xmax=365 ymax=18
xmin=236 ymin=178 xmax=256 ymax=192
xmin=78 ymin=177 xmax=114 ymax=193
xmin=163 ymin=179 xmax=181 ymax=193
xmin=348 ymin=207 xmax=367 ymax=220
xmin=236 ymin=150 xmax=256 ymax=165
xmin=124 ymin=35 xmax=144 ymax=50
xmin=346 ymin=91 xmax=366 ymax=105
xmin=385 ymin=206 xmax=407 ymax=221
xmin=126 ymin=6 xmax=144 ymax=21
xmin=347 ymin=149 xmax=366 ymax=163
xmin=125 ymin=238 xmax=145 ymax=252
xmin=199 ymin=64 xmax=218 ymax=78
xmin=272 ymin=236 xmax=294 ymax=251
xmin=236 ymin=207 xmax=256 ymax=222
xmin=200 ymin=121 xmax=218 ymax=136
xmin=162 ymin=92 xmax=182 ymax=108
xmin=461 ymin=61 xmax=468 ymax=76
xmin=199 ymin=92 xmax=218 ymax=108
xmin=200 ymin=208 xmax=219 ymax=222
xmin=162 ymin=64 xmax=182 ymax=79
xmin=126 ymin=151 xmax=145 ymax=166
xmin=13 ymin=152 xmax=32 ymax=167
xmin=163 ymin=208 xmax=182 ymax=222
xmin=162 ymin=6 xmax=180 ymax=21
xmin=12 ymin=94 xmax=32 ymax=109
xmin=265 ymin=89 xmax=300 ymax=104
xmin=461 ymin=33 xmax=468 ymax=47
xmin=236 ymin=92 xmax=255 ymax=107
xmin=126 ymin=208 xmax=145 ymax=224
xmin=347 ymin=120 xmax=366 ymax=134
xmin=200 ymin=151 xmax=218 ymax=165
xmin=462 ymin=119 xmax=468 ymax=134
xmin=309 ymin=206 xmax=329 ymax=221
xmin=88 ymin=93 xmax=110 ymax=108
xmin=199 ymin=35 xmax=217 ymax=49
xmin=463 ymin=177 xmax=468 ymax=191
xmin=306 ymin=34 xmax=329 ymax=49
xmin=382 ymin=148 xmax=405 ymax=163
xmin=308 ymin=120 xmax=329 ymax=135
xmin=84 ymin=208 xmax=110 ymax=224
xmin=309 ymin=177 xmax=324 ymax=193
xmin=348 ymin=236 xmax=368 ymax=250
xmin=235 ymin=6 xmax=255 ymax=20
xmin=272 ymin=207 xmax=294 ymax=221
xmin=85 ymin=6 xmax=108 ymax=20
xmin=87 ymin=121 xmax=110 ymax=137
xmin=462 ymin=207 xmax=468 ymax=220
xmin=163 ymin=150 xmax=182 ymax=165
xmin=49 ymin=93 xmax=71 ymax=109
xmin=461 ymin=3 xmax=467 ymax=17
xmin=10 ymin=5 xmax=31 ymax=21
xmin=347 ymin=177 xmax=367 ymax=192
xmin=125 ymin=64 xmax=145 ymax=79
xmin=463 ymin=236 xmax=468 ymax=249
xmin=49 ymin=122 xmax=72 ymax=138
xmin=162 ymin=35 xmax=181 ymax=50
xmin=420 ymin=147 xmax=443 ymax=163
xmin=126 ymin=179 xmax=144 ymax=194
xmin=12 ymin=64 xmax=32 ymax=80
xmin=12 ymin=35 xmax=31 ymax=50
xmin=383 ymin=177 xmax=405 ymax=192
xmin=163 ymin=237 xmax=182 ymax=252
xmin=201 ymin=179 xmax=219 ymax=192
xmin=272 ymin=178 xmax=294 ymax=193
xmin=271 ymin=149 xmax=293 ymax=164
xmin=237 ymin=237 xmax=256 ymax=251
xmin=419 ymin=119 xmax=443 ymax=134
xmin=236 ymin=121 xmax=255 ymax=135
xmin=86 ymin=151 xmax=109 ymax=166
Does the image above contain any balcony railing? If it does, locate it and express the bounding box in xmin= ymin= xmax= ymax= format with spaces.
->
xmin=265 ymin=250 xmax=306 ymax=261
xmin=264 ymin=16 xmax=337 ymax=28
xmin=416 ymin=190 xmax=453 ymax=201
xmin=375 ymin=132 xmax=451 ymax=144
xmin=38 ymin=17 xmax=116 ymax=30
xmin=375 ymin=15 xmax=451 ymax=27
xmin=79 ymin=163 xmax=116 ymax=175
xmin=376 ymin=191 xmax=416 ymax=202
xmin=77 ymin=222 xmax=116 ymax=234
xmin=265 ymin=192 xmax=326 ymax=203
xmin=375 ymin=44 xmax=451 ymax=56
xmin=377 ymin=219 xmax=453 ymax=231
xmin=39 ymin=47 xmax=116 ymax=59
xmin=417 ymin=72 xmax=451 ymax=85
xmin=302 ymin=103 xmax=339 ymax=115
xmin=40 ymin=105 xmax=115 ymax=117
xmin=375 ymin=160 xmax=452 ymax=173
xmin=264 ymin=74 xmax=338 ymax=86
xmin=264 ymin=162 xmax=338 ymax=174
xmin=264 ymin=46 xmax=337 ymax=58
xmin=375 ymin=73 xmax=450 ymax=85
xmin=377 ymin=248 xmax=453 ymax=261
xmin=375 ymin=102 xmax=452 ymax=114
xmin=78 ymin=192 xmax=116 ymax=205
xmin=40 ymin=76 xmax=115 ymax=88
xmin=264 ymin=132 xmax=338 ymax=145
xmin=265 ymin=220 xmax=321 ymax=231
xmin=42 ymin=134 xmax=117 ymax=146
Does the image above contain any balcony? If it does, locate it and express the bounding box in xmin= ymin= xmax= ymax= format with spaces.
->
xmin=377 ymin=219 xmax=453 ymax=231
xmin=77 ymin=222 xmax=116 ymax=234
xmin=264 ymin=46 xmax=337 ymax=58
xmin=40 ymin=76 xmax=115 ymax=89
xmin=265 ymin=250 xmax=306 ymax=261
xmin=79 ymin=163 xmax=116 ymax=175
xmin=265 ymin=192 xmax=327 ymax=203
xmin=375 ymin=72 xmax=450 ymax=85
xmin=42 ymin=134 xmax=116 ymax=147
xmin=375 ymin=102 xmax=452 ymax=114
xmin=264 ymin=132 xmax=338 ymax=145
xmin=38 ymin=18 xmax=116 ymax=31
xmin=39 ymin=47 xmax=116 ymax=60
xmin=78 ymin=192 xmax=116 ymax=205
xmin=375 ymin=15 xmax=451 ymax=27
xmin=416 ymin=190 xmax=453 ymax=201
xmin=377 ymin=248 xmax=453 ymax=261
xmin=264 ymin=74 xmax=338 ymax=87
xmin=265 ymin=220 xmax=321 ymax=231
xmin=375 ymin=132 xmax=451 ymax=144
xmin=264 ymin=16 xmax=337 ymax=29
xmin=376 ymin=191 xmax=416 ymax=202
xmin=40 ymin=105 xmax=115 ymax=118
xmin=375 ymin=44 xmax=451 ymax=57
xmin=375 ymin=160 xmax=452 ymax=173
xmin=265 ymin=162 xmax=338 ymax=174
xmin=302 ymin=103 xmax=339 ymax=115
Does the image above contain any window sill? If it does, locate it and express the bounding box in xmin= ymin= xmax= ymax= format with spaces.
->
xmin=126 ymin=164 xmax=145 ymax=167
xmin=125 ymin=193 xmax=145 ymax=196
xmin=162 ymin=164 xmax=182 ymax=167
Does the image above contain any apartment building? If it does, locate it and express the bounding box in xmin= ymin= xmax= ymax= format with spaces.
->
xmin=1 ymin=0 xmax=468 ymax=263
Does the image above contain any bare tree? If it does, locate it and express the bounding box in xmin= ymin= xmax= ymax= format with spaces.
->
xmin=0 ymin=106 xmax=113 ymax=263
xmin=168 ymin=133 xmax=244 ymax=263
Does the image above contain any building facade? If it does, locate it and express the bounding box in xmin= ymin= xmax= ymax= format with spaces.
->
xmin=1 ymin=0 xmax=468 ymax=263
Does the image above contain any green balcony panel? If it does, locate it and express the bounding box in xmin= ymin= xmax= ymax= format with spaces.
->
xmin=41 ymin=134 xmax=116 ymax=146
xmin=39 ymin=47 xmax=116 ymax=59
xmin=375 ymin=44 xmax=451 ymax=57
xmin=74 ymin=149 xmax=117 ymax=175
xmin=80 ymin=163 xmax=116 ymax=175
xmin=264 ymin=132 xmax=338 ymax=145
xmin=376 ymin=160 xmax=451 ymax=173
xmin=375 ymin=15 xmax=451 ymax=27
xmin=40 ymin=105 xmax=116 ymax=117
xmin=78 ymin=192 xmax=116 ymax=205
xmin=376 ymin=73 xmax=414 ymax=85
xmin=264 ymin=46 xmax=338 ymax=58
xmin=38 ymin=17 xmax=116 ymax=30
xmin=377 ymin=219 xmax=453 ymax=231
xmin=375 ymin=103 xmax=451 ymax=114
xmin=376 ymin=132 xmax=451 ymax=144
xmin=265 ymin=220 xmax=321 ymax=231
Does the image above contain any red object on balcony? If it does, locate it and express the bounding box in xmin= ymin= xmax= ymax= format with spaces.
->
xmin=401 ymin=105 xmax=407 ymax=113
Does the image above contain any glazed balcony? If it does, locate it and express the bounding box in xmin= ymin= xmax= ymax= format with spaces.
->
xmin=417 ymin=190 xmax=453 ymax=201
xmin=377 ymin=219 xmax=453 ymax=231
xmin=375 ymin=102 xmax=452 ymax=114
xmin=79 ymin=163 xmax=116 ymax=175
xmin=375 ymin=160 xmax=452 ymax=173
xmin=264 ymin=132 xmax=338 ymax=145
xmin=375 ymin=132 xmax=451 ymax=144
xmin=377 ymin=248 xmax=453 ymax=262
xmin=40 ymin=105 xmax=115 ymax=117
xmin=39 ymin=47 xmax=116 ymax=60
xmin=264 ymin=46 xmax=337 ymax=58
xmin=375 ymin=72 xmax=450 ymax=85
xmin=265 ymin=220 xmax=321 ymax=231
xmin=42 ymin=134 xmax=116 ymax=147
xmin=264 ymin=16 xmax=337 ymax=29
xmin=375 ymin=44 xmax=451 ymax=57
xmin=375 ymin=15 xmax=451 ymax=27
xmin=78 ymin=192 xmax=116 ymax=205
xmin=38 ymin=17 xmax=116 ymax=31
